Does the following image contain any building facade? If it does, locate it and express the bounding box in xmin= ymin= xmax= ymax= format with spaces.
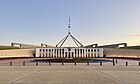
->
xmin=36 ymin=47 xmax=103 ymax=58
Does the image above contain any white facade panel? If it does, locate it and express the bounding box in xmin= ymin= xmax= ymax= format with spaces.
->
xmin=35 ymin=47 xmax=104 ymax=58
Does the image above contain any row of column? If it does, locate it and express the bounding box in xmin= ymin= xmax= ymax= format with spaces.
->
xmin=40 ymin=48 xmax=65 ymax=58
xmin=39 ymin=48 xmax=100 ymax=58
xmin=74 ymin=49 xmax=99 ymax=58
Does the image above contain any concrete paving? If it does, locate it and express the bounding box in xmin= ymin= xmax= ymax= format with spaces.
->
xmin=0 ymin=66 xmax=139 ymax=84
xmin=0 ymin=59 xmax=140 ymax=84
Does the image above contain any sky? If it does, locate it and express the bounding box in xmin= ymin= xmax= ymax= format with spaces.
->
xmin=0 ymin=0 xmax=140 ymax=47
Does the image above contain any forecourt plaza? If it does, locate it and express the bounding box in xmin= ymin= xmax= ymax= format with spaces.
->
xmin=0 ymin=59 xmax=139 ymax=84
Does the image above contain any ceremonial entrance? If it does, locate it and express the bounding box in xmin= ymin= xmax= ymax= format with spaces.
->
xmin=36 ymin=47 xmax=103 ymax=58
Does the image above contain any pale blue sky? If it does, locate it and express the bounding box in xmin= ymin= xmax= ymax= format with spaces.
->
xmin=0 ymin=0 xmax=140 ymax=46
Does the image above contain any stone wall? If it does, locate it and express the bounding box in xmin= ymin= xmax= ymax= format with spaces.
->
xmin=0 ymin=49 xmax=35 ymax=58
xmin=1 ymin=48 xmax=140 ymax=58
xmin=104 ymin=48 xmax=140 ymax=58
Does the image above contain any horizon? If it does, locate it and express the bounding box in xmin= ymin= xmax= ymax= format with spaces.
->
xmin=0 ymin=0 xmax=140 ymax=46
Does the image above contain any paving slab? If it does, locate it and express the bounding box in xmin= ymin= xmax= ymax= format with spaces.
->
xmin=0 ymin=59 xmax=139 ymax=84
xmin=14 ymin=66 xmax=120 ymax=84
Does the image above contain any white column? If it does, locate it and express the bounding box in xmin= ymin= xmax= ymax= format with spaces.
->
xmin=90 ymin=49 xmax=91 ymax=58
xmin=67 ymin=52 xmax=68 ymax=58
xmin=87 ymin=49 xmax=88 ymax=57
xmin=41 ymin=49 xmax=43 ymax=57
xmin=75 ymin=49 xmax=77 ymax=57
xmin=73 ymin=48 xmax=75 ymax=58
xmin=96 ymin=49 xmax=98 ymax=57
xmin=94 ymin=49 xmax=96 ymax=57
xmin=61 ymin=49 xmax=63 ymax=58
xmin=85 ymin=49 xmax=87 ymax=57
xmin=81 ymin=49 xmax=83 ymax=57
xmin=75 ymin=49 xmax=76 ymax=58
xmin=61 ymin=48 xmax=63 ymax=58
xmin=58 ymin=49 xmax=60 ymax=58
xmin=57 ymin=49 xmax=59 ymax=58
xmin=51 ymin=49 xmax=52 ymax=58
xmin=70 ymin=51 xmax=71 ymax=58
xmin=55 ymin=49 xmax=57 ymax=58
xmin=44 ymin=49 xmax=46 ymax=57
xmin=63 ymin=49 xmax=65 ymax=58
xmin=53 ymin=49 xmax=55 ymax=58
xmin=83 ymin=49 xmax=85 ymax=58
xmin=59 ymin=49 xmax=60 ymax=58
xmin=78 ymin=49 xmax=80 ymax=57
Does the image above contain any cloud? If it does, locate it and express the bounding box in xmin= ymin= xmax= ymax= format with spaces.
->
xmin=129 ymin=34 xmax=140 ymax=36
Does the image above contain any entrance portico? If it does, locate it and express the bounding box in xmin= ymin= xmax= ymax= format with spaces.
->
xmin=36 ymin=47 xmax=103 ymax=58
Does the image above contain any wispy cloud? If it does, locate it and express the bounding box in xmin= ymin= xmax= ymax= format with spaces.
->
xmin=129 ymin=34 xmax=140 ymax=36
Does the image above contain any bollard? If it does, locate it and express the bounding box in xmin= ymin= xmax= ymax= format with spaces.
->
xmin=126 ymin=62 xmax=128 ymax=66
xmin=36 ymin=62 xmax=38 ymax=66
xmin=113 ymin=59 xmax=115 ymax=63
xmin=49 ymin=62 xmax=51 ymax=66
xmin=113 ymin=61 xmax=115 ymax=66
xmin=62 ymin=62 xmax=64 ymax=65
xmin=113 ymin=59 xmax=114 ymax=62
xmin=100 ymin=62 xmax=102 ymax=66
xmin=116 ymin=59 xmax=117 ymax=64
xmin=139 ymin=62 xmax=140 ymax=66
xmin=23 ymin=61 xmax=25 ymax=66
xmin=87 ymin=62 xmax=89 ymax=66
xmin=75 ymin=62 xmax=76 ymax=65
xmin=10 ymin=61 xmax=12 ymax=66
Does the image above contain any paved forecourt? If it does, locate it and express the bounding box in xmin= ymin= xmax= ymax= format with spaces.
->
xmin=0 ymin=65 xmax=140 ymax=84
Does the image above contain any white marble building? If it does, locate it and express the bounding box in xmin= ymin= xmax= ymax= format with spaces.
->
xmin=36 ymin=47 xmax=103 ymax=58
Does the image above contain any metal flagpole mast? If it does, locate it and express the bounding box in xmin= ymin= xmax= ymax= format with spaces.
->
xmin=56 ymin=17 xmax=83 ymax=47
xmin=68 ymin=16 xmax=71 ymax=35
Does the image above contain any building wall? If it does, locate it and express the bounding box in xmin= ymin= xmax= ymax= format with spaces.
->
xmin=0 ymin=49 xmax=35 ymax=58
xmin=36 ymin=48 xmax=104 ymax=58
xmin=0 ymin=48 xmax=140 ymax=58
xmin=104 ymin=48 xmax=140 ymax=58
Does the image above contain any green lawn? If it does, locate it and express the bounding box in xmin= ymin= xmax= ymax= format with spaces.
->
xmin=0 ymin=46 xmax=19 ymax=50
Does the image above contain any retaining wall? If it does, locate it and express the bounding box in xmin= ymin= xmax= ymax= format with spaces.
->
xmin=104 ymin=48 xmax=140 ymax=58
xmin=0 ymin=49 xmax=35 ymax=58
